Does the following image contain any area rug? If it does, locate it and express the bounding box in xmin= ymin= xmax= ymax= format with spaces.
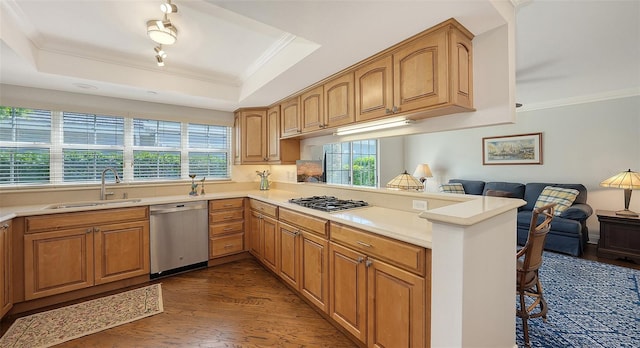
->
xmin=0 ymin=283 xmax=163 ymax=348
xmin=516 ymin=252 xmax=640 ymax=347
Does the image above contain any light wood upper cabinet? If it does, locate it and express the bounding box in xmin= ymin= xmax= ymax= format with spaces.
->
xmin=393 ymin=23 xmax=473 ymax=117
xmin=301 ymin=85 xmax=325 ymax=133
xmin=233 ymin=112 xmax=241 ymax=165
xmin=355 ymin=55 xmax=394 ymax=122
xmin=240 ymin=109 xmax=267 ymax=163
xmin=1 ymin=221 xmax=13 ymax=318
xmin=325 ymin=72 xmax=355 ymax=128
xmin=266 ymin=106 xmax=281 ymax=162
xmin=280 ymin=97 xmax=301 ymax=137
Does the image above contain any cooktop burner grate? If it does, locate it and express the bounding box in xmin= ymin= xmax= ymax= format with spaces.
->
xmin=288 ymin=195 xmax=369 ymax=212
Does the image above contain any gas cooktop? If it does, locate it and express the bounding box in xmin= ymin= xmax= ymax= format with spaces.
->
xmin=288 ymin=196 xmax=369 ymax=212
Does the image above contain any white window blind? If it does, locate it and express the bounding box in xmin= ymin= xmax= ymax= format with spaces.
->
xmin=133 ymin=119 xmax=181 ymax=180
xmin=62 ymin=112 xmax=124 ymax=182
xmin=0 ymin=108 xmax=52 ymax=184
xmin=187 ymin=123 xmax=230 ymax=178
xmin=0 ymin=105 xmax=231 ymax=187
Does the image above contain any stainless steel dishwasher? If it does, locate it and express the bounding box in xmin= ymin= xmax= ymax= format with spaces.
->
xmin=150 ymin=201 xmax=208 ymax=279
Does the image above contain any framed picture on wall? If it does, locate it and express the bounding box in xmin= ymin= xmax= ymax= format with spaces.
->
xmin=482 ymin=132 xmax=543 ymax=165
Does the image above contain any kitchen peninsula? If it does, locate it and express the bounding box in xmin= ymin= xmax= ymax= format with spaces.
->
xmin=0 ymin=183 xmax=524 ymax=347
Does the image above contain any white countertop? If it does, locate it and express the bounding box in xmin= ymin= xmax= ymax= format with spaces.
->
xmin=0 ymin=189 xmax=434 ymax=248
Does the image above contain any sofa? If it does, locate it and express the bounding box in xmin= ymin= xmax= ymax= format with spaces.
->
xmin=447 ymin=179 xmax=593 ymax=256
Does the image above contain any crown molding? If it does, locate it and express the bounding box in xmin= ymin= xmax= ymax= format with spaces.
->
xmin=516 ymin=87 xmax=640 ymax=112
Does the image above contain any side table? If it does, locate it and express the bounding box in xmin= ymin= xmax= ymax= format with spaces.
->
xmin=596 ymin=210 xmax=640 ymax=264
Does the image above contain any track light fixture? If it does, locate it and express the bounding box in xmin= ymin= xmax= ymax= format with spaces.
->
xmin=154 ymin=45 xmax=167 ymax=59
xmin=147 ymin=1 xmax=178 ymax=66
xmin=160 ymin=0 xmax=178 ymax=14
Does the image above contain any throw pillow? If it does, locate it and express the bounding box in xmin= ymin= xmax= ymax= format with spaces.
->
xmin=439 ymin=183 xmax=466 ymax=194
xmin=534 ymin=186 xmax=580 ymax=216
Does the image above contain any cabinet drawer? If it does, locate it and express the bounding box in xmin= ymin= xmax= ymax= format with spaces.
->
xmin=209 ymin=210 xmax=244 ymax=223
xmin=210 ymin=221 xmax=244 ymax=236
xmin=25 ymin=207 xmax=149 ymax=234
xmin=279 ymin=208 xmax=327 ymax=237
xmin=250 ymin=200 xmax=278 ymax=218
xmin=210 ymin=233 xmax=244 ymax=257
xmin=209 ymin=198 xmax=244 ymax=210
xmin=330 ymin=222 xmax=426 ymax=275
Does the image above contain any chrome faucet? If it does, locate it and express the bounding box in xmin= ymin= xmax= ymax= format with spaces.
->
xmin=100 ymin=167 xmax=121 ymax=200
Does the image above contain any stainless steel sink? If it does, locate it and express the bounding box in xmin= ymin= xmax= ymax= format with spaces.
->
xmin=43 ymin=198 xmax=142 ymax=209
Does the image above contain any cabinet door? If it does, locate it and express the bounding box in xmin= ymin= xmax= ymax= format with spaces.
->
xmin=278 ymin=221 xmax=300 ymax=289
xmin=24 ymin=227 xmax=94 ymax=300
xmin=262 ymin=215 xmax=279 ymax=273
xmin=355 ymin=55 xmax=393 ymax=122
xmin=94 ymin=221 xmax=150 ymax=285
xmin=329 ymin=242 xmax=367 ymax=343
xmin=449 ymin=27 xmax=473 ymax=109
xmin=0 ymin=221 xmax=12 ymax=317
xmin=280 ymin=97 xmax=301 ymax=137
xmin=325 ymin=72 xmax=355 ymax=128
xmin=233 ymin=112 xmax=242 ymax=165
xmin=367 ymin=258 xmax=425 ymax=348
xmin=301 ymin=86 xmax=325 ymax=132
xmin=393 ymin=31 xmax=448 ymax=113
xmin=266 ymin=105 xmax=281 ymax=162
xmin=241 ymin=110 xmax=267 ymax=163
xmin=248 ymin=210 xmax=263 ymax=258
xmin=300 ymin=231 xmax=329 ymax=314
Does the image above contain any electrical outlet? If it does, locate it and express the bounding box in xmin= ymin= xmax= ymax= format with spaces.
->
xmin=412 ymin=200 xmax=427 ymax=210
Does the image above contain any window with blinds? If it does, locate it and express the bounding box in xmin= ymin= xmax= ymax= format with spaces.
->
xmin=0 ymin=108 xmax=52 ymax=184
xmin=63 ymin=112 xmax=124 ymax=182
xmin=0 ymin=105 xmax=231 ymax=187
xmin=324 ymin=139 xmax=377 ymax=187
xmin=187 ymin=123 xmax=230 ymax=178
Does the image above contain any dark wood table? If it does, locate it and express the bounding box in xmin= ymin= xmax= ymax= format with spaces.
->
xmin=596 ymin=210 xmax=640 ymax=263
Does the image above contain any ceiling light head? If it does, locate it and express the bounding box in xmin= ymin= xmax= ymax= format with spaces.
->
xmin=160 ymin=1 xmax=178 ymax=14
xmin=156 ymin=55 xmax=165 ymax=67
xmin=154 ymin=45 xmax=167 ymax=59
xmin=147 ymin=19 xmax=177 ymax=45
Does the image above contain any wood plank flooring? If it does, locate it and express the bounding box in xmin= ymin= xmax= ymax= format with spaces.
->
xmin=5 ymin=258 xmax=358 ymax=348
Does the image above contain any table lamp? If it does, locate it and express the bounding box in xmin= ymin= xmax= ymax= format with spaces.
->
xmin=412 ymin=164 xmax=433 ymax=191
xmin=600 ymin=169 xmax=640 ymax=217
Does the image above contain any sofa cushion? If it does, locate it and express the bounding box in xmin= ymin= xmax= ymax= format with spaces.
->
xmin=534 ymin=186 xmax=580 ymax=216
xmin=483 ymin=182 xmax=525 ymax=199
xmin=517 ymin=211 xmax=582 ymax=234
xmin=439 ymin=183 xmax=465 ymax=194
xmin=523 ymin=183 xmax=588 ymax=211
xmin=448 ymin=179 xmax=485 ymax=195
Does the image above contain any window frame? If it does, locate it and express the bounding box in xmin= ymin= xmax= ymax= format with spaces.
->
xmin=323 ymin=139 xmax=379 ymax=188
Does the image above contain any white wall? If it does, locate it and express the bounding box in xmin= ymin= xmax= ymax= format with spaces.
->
xmin=403 ymin=95 xmax=640 ymax=241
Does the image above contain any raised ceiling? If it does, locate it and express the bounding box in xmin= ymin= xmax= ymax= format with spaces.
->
xmin=1 ymin=1 xmax=638 ymax=112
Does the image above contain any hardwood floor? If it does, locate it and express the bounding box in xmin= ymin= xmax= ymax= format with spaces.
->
xmin=1 ymin=245 xmax=637 ymax=347
xmin=581 ymin=243 xmax=640 ymax=270
xmin=3 ymin=258 xmax=358 ymax=348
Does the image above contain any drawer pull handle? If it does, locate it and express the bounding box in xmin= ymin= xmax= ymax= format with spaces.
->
xmin=86 ymin=228 xmax=93 ymax=234
xmin=223 ymin=227 xmax=233 ymax=231
xmin=224 ymin=216 xmax=233 ymax=219
xmin=223 ymin=204 xmax=233 ymax=207
xmin=94 ymin=227 xmax=100 ymax=232
xmin=365 ymin=260 xmax=373 ymax=268
xmin=356 ymin=256 xmax=364 ymax=264
xmin=356 ymin=241 xmax=372 ymax=248
xmin=2 ymin=224 xmax=9 ymax=229
xmin=224 ymin=244 xmax=234 ymax=249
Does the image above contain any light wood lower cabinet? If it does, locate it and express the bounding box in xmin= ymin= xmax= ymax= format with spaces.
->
xmin=248 ymin=200 xmax=279 ymax=273
xmin=277 ymin=215 xmax=329 ymax=314
xmin=23 ymin=207 xmax=149 ymax=301
xmin=330 ymin=222 xmax=428 ymax=347
xmin=209 ymin=198 xmax=245 ymax=259
xmin=1 ymin=221 xmax=13 ymax=318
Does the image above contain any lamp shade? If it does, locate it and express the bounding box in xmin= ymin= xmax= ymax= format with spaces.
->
xmin=600 ymin=169 xmax=640 ymax=217
xmin=412 ymin=164 xmax=433 ymax=181
xmin=600 ymin=169 xmax=640 ymax=189
xmin=386 ymin=170 xmax=423 ymax=190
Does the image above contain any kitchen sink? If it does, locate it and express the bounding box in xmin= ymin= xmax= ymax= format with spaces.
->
xmin=43 ymin=198 xmax=142 ymax=209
